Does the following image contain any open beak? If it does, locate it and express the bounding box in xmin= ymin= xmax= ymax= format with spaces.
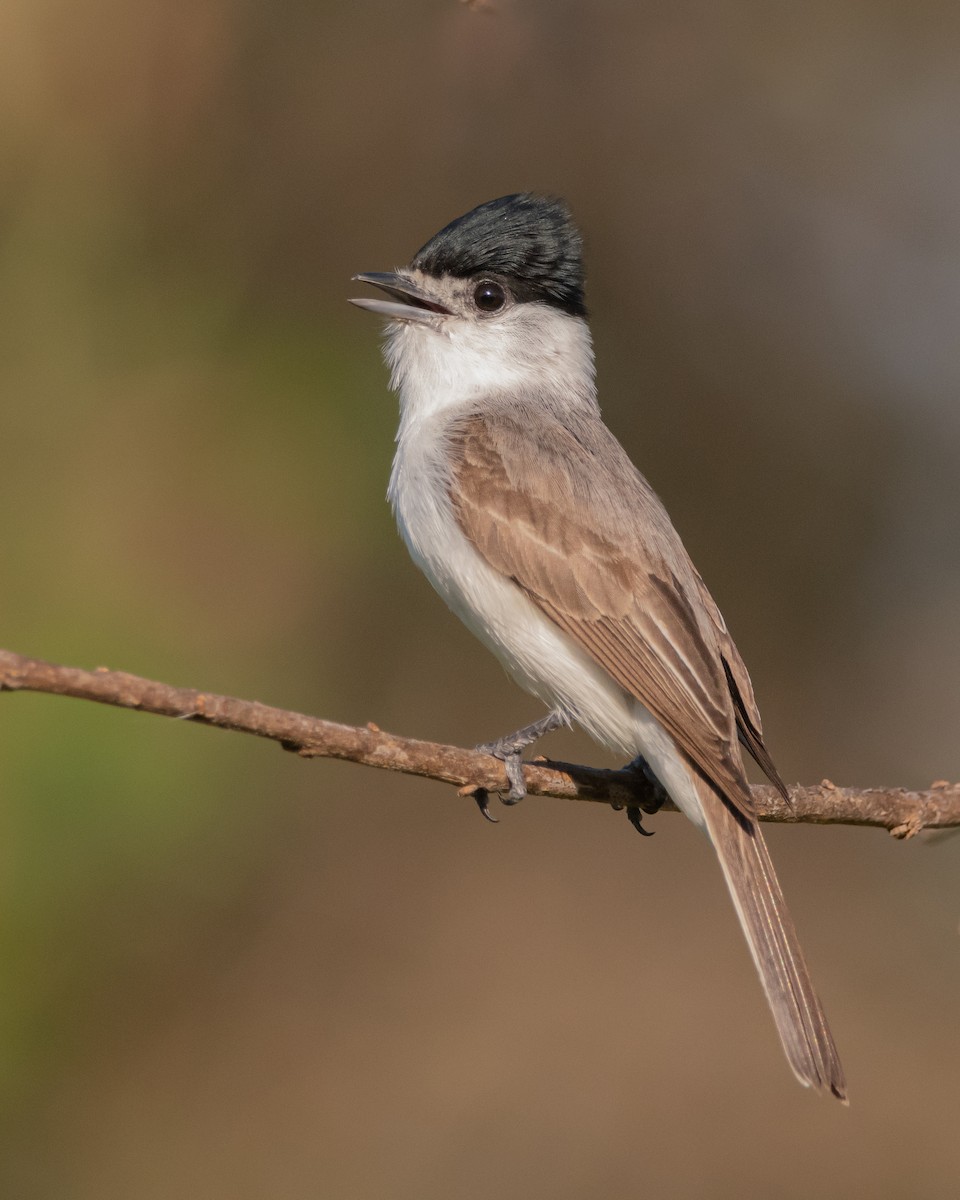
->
xmin=349 ymin=272 xmax=453 ymax=323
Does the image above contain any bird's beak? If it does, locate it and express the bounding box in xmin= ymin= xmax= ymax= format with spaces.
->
xmin=349 ymin=272 xmax=453 ymax=323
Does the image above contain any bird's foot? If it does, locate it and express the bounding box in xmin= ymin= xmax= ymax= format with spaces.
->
xmin=475 ymin=710 xmax=565 ymax=809
xmin=620 ymin=754 xmax=669 ymax=836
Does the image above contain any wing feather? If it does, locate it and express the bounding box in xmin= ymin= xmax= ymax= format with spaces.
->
xmin=448 ymin=407 xmax=783 ymax=814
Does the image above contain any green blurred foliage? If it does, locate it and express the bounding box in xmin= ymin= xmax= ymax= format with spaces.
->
xmin=1 ymin=1 xmax=959 ymax=1196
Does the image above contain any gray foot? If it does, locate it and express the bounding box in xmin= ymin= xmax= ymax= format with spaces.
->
xmin=476 ymin=711 xmax=565 ymax=805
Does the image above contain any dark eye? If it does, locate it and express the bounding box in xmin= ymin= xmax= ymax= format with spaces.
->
xmin=473 ymin=280 xmax=506 ymax=312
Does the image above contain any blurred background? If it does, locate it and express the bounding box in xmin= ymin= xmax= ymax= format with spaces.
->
xmin=1 ymin=0 xmax=959 ymax=1195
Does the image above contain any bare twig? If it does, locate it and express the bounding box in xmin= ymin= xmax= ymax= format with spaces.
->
xmin=0 ymin=648 xmax=955 ymax=836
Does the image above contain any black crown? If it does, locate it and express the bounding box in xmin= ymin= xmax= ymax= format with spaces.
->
xmin=410 ymin=194 xmax=586 ymax=317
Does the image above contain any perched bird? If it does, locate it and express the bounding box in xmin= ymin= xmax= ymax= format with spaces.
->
xmin=350 ymin=194 xmax=846 ymax=1100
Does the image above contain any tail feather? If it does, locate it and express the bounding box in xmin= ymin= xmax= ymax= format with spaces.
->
xmin=695 ymin=776 xmax=847 ymax=1102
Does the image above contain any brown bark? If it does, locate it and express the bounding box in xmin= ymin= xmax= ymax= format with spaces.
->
xmin=1 ymin=649 xmax=955 ymax=837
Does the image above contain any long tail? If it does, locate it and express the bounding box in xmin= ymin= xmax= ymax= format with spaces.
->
xmin=694 ymin=776 xmax=847 ymax=1102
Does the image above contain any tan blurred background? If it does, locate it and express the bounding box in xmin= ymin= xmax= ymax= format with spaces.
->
xmin=1 ymin=0 xmax=959 ymax=1195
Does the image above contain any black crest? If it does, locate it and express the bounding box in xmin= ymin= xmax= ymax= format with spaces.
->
xmin=410 ymin=194 xmax=586 ymax=317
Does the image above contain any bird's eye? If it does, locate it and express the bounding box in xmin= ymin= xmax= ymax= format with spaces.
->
xmin=473 ymin=280 xmax=506 ymax=313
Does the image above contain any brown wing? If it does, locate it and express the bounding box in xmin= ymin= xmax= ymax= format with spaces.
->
xmin=690 ymin=567 xmax=789 ymax=797
xmin=448 ymin=406 xmax=785 ymax=815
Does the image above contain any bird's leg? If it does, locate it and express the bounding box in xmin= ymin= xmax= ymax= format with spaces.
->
xmin=622 ymin=754 xmax=669 ymax=836
xmin=476 ymin=710 xmax=566 ymax=807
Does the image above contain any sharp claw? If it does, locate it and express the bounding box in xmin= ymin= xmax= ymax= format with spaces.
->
xmin=626 ymin=805 xmax=655 ymax=837
xmin=474 ymin=789 xmax=499 ymax=822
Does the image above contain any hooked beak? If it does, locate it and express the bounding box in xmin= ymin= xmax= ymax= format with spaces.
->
xmin=349 ymin=272 xmax=453 ymax=323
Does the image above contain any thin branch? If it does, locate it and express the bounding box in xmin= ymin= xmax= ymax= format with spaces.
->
xmin=0 ymin=649 xmax=955 ymax=837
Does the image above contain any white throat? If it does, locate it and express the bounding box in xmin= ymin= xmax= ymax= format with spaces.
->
xmin=383 ymin=304 xmax=597 ymax=429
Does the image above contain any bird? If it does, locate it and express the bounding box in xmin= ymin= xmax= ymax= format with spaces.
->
xmin=350 ymin=193 xmax=846 ymax=1100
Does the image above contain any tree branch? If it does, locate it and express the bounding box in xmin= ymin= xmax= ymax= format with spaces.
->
xmin=0 ymin=648 xmax=955 ymax=837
